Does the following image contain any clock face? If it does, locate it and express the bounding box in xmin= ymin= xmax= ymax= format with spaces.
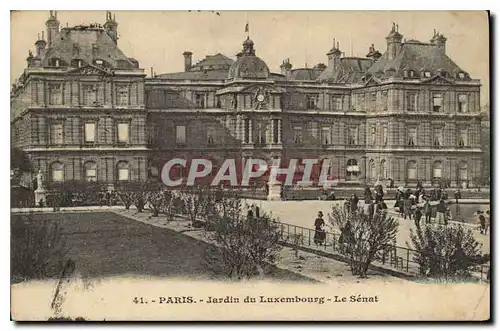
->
xmin=257 ymin=94 xmax=265 ymax=102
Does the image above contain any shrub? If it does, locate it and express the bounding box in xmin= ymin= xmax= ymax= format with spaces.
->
xmin=409 ymin=223 xmax=487 ymax=280
xmin=328 ymin=206 xmax=398 ymax=278
xmin=204 ymin=191 xmax=282 ymax=280
xmin=11 ymin=214 xmax=69 ymax=283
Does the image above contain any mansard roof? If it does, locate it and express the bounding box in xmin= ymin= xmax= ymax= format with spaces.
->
xmin=190 ymin=53 xmax=234 ymax=71
xmin=39 ymin=26 xmax=137 ymax=69
xmin=289 ymin=68 xmax=323 ymax=81
xmin=367 ymin=41 xmax=466 ymax=78
xmin=317 ymin=57 xmax=373 ymax=83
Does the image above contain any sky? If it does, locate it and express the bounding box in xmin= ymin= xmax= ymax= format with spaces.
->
xmin=11 ymin=10 xmax=489 ymax=105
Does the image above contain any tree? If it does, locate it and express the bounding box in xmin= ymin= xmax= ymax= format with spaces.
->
xmin=180 ymin=186 xmax=212 ymax=228
xmin=204 ymin=191 xmax=282 ymax=280
xmin=114 ymin=182 xmax=143 ymax=210
xmin=409 ymin=223 xmax=488 ymax=280
xmin=328 ymin=206 xmax=398 ymax=278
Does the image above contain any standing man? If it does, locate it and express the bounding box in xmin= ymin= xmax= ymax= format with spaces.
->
xmin=436 ymin=198 xmax=447 ymax=225
xmin=423 ymin=198 xmax=432 ymax=224
xmin=414 ymin=206 xmax=423 ymax=228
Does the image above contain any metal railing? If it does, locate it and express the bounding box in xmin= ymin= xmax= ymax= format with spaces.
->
xmin=272 ymin=220 xmax=420 ymax=275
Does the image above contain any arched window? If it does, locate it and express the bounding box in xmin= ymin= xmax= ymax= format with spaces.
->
xmin=346 ymin=159 xmax=360 ymax=181
xmin=84 ymin=162 xmax=97 ymax=182
xmin=50 ymin=162 xmax=64 ymax=182
xmin=433 ymin=161 xmax=443 ymax=180
xmin=116 ymin=161 xmax=130 ymax=181
xmin=407 ymin=161 xmax=417 ymax=181
xmin=368 ymin=159 xmax=376 ymax=179
xmin=380 ymin=159 xmax=387 ymax=179
xmin=458 ymin=161 xmax=468 ymax=182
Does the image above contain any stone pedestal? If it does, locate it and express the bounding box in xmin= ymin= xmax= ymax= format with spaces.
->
xmin=34 ymin=188 xmax=47 ymax=206
xmin=267 ymin=180 xmax=282 ymax=201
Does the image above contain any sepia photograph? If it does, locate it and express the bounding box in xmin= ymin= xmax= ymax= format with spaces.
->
xmin=9 ymin=10 xmax=490 ymax=321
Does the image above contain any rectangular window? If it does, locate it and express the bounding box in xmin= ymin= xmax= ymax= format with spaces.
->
xmin=459 ymin=128 xmax=468 ymax=147
xmin=257 ymin=123 xmax=267 ymax=144
xmin=84 ymin=123 xmax=96 ymax=143
xmin=458 ymin=94 xmax=468 ymax=113
xmin=195 ymin=93 xmax=205 ymax=108
xmin=382 ymin=91 xmax=388 ymax=111
xmin=433 ymin=168 xmax=442 ymax=179
xmin=207 ymin=126 xmax=215 ymax=144
xmin=433 ymin=128 xmax=443 ymax=147
xmin=331 ymin=95 xmax=342 ymax=111
xmin=84 ymin=85 xmax=97 ymax=106
xmin=306 ymin=94 xmax=318 ymax=110
xmin=50 ymin=123 xmax=63 ymax=145
xmin=117 ymin=123 xmax=129 ymax=143
xmin=433 ymin=93 xmax=443 ymax=112
xmin=244 ymin=119 xmax=250 ymax=143
xmin=406 ymin=92 xmax=418 ymax=111
xmin=408 ymin=127 xmax=417 ymax=146
xmin=348 ymin=127 xmax=358 ymax=145
xmin=273 ymin=119 xmax=279 ymax=143
xmin=293 ymin=126 xmax=303 ymax=144
xmin=118 ymin=168 xmax=129 ymax=181
xmin=371 ymin=93 xmax=377 ymax=111
xmin=382 ymin=126 xmax=388 ymax=146
xmin=371 ymin=126 xmax=376 ymax=145
xmin=321 ymin=127 xmax=331 ymax=145
xmin=176 ymin=125 xmax=186 ymax=144
xmin=49 ymin=83 xmax=62 ymax=105
xmin=117 ymin=88 xmax=129 ymax=106
xmin=310 ymin=122 xmax=318 ymax=139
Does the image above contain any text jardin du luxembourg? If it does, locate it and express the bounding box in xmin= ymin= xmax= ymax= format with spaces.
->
xmin=206 ymin=295 xmax=379 ymax=304
xmin=133 ymin=295 xmax=379 ymax=305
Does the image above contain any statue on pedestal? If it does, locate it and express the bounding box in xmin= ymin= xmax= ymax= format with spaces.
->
xmin=36 ymin=170 xmax=45 ymax=191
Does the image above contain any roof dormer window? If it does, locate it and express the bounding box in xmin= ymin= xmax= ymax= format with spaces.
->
xmin=403 ymin=70 xmax=408 ymax=78
xmin=424 ymin=71 xmax=431 ymax=78
xmin=94 ymin=59 xmax=104 ymax=66
xmin=410 ymin=70 xmax=415 ymax=77
xmin=48 ymin=58 xmax=62 ymax=67
xmin=71 ymin=59 xmax=84 ymax=68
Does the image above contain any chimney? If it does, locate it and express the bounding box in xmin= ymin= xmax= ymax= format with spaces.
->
xmin=183 ymin=51 xmax=193 ymax=72
xmin=280 ymin=58 xmax=293 ymax=79
xmin=386 ymin=22 xmax=403 ymax=61
xmin=46 ymin=10 xmax=60 ymax=46
xmin=327 ymin=38 xmax=342 ymax=71
xmin=431 ymin=30 xmax=447 ymax=54
xmin=34 ymin=32 xmax=47 ymax=57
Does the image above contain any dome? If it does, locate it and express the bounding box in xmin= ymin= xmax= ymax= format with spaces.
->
xmin=228 ymin=55 xmax=270 ymax=79
xmin=228 ymin=36 xmax=270 ymax=79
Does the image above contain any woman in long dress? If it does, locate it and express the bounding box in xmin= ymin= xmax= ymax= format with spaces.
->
xmin=314 ymin=211 xmax=326 ymax=246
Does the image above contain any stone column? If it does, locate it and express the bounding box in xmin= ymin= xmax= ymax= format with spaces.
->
xmin=248 ymin=118 xmax=253 ymax=143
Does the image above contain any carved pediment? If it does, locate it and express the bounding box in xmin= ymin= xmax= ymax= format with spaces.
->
xmin=68 ymin=64 xmax=111 ymax=76
xmin=364 ymin=76 xmax=380 ymax=87
xmin=422 ymin=74 xmax=455 ymax=85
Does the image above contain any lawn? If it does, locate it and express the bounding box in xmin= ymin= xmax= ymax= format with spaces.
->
xmin=11 ymin=212 xmax=314 ymax=283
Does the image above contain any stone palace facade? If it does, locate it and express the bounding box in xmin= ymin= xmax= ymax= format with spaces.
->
xmin=11 ymin=12 xmax=484 ymax=188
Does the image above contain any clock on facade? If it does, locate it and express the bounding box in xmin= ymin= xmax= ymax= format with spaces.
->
xmin=257 ymin=94 xmax=265 ymax=102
